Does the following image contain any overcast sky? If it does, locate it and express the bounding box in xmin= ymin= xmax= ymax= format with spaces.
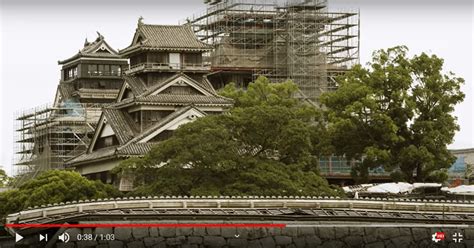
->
xmin=1 ymin=0 xmax=473 ymax=175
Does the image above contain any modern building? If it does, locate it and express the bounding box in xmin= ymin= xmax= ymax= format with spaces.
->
xmin=66 ymin=21 xmax=233 ymax=190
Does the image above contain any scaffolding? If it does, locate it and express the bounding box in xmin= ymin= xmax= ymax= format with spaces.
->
xmin=13 ymin=102 xmax=101 ymax=183
xmin=187 ymin=0 xmax=359 ymax=101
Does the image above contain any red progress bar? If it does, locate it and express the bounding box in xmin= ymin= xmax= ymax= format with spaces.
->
xmin=5 ymin=223 xmax=286 ymax=228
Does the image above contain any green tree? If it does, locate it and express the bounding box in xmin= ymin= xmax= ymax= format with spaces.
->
xmin=115 ymin=76 xmax=340 ymax=197
xmin=321 ymin=46 xmax=465 ymax=183
xmin=0 ymin=168 xmax=10 ymax=187
xmin=0 ymin=170 xmax=121 ymax=221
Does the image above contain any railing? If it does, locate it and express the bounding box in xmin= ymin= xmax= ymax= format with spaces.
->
xmin=125 ymin=63 xmax=210 ymax=74
xmin=6 ymin=197 xmax=474 ymax=227
xmin=87 ymin=71 xmax=122 ymax=77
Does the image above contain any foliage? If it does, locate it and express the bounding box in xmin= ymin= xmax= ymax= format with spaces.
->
xmin=321 ymin=46 xmax=465 ymax=183
xmin=0 ymin=169 xmax=11 ymax=187
xmin=0 ymin=170 xmax=121 ymax=221
xmin=114 ymin=76 xmax=340 ymax=197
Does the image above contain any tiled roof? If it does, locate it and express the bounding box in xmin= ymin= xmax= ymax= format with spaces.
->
xmin=66 ymin=146 xmax=117 ymax=165
xmin=114 ymin=94 xmax=233 ymax=107
xmin=67 ymin=106 xmax=209 ymax=166
xmin=117 ymin=143 xmax=155 ymax=156
xmin=59 ymin=35 xmax=121 ymax=64
xmin=74 ymin=88 xmax=120 ymax=99
xmin=58 ymin=84 xmax=76 ymax=100
xmin=120 ymin=24 xmax=211 ymax=54
xmin=123 ymin=75 xmax=147 ymax=96
xmin=67 ymin=142 xmax=155 ymax=166
xmin=112 ymin=94 xmax=234 ymax=109
xmin=199 ymin=77 xmax=217 ymax=95
xmin=102 ymin=108 xmax=138 ymax=144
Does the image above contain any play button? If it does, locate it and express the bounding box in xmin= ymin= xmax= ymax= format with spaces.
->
xmin=15 ymin=233 xmax=23 ymax=242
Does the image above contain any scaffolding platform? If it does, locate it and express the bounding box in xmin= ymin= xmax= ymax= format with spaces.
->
xmin=186 ymin=0 xmax=359 ymax=101
xmin=13 ymin=103 xmax=102 ymax=183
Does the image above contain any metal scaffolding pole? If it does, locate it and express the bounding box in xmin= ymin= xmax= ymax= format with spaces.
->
xmin=187 ymin=0 xmax=359 ymax=102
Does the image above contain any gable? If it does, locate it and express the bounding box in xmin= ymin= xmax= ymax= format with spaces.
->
xmin=138 ymin=108 xmax=206 ymax=143
xmin=149 ymin=75 xmax=211 ymax=97
xmin=91 ymin=41 xmax=116 ymax=54
xmin=131 ymin=30 xmax=146 ymax=47
xmin=88 ymin=115 xmax=117 ymax=153
xmin=117 ymin=82 xmax=133 ymax=102
xmin=100 ymin=123 xmax=115 ymax=137
xmin=160 ymin=85 xmax=201 ymax=95
xmin=92 ymin=121 xmax=120 ymax=151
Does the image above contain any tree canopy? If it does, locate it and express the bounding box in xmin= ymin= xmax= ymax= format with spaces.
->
xmin=114 ymin=76 xmax=341 ymax=197
xmin=0 ymin=169 xmax=10 ymax=187
xmin=0 ymin=170 xmax=121 ymax=221
xmin=321 ymin=46 xmax=465 ymax=183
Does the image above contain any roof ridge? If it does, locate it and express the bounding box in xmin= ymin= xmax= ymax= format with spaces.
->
xmin=140 ymin=23 xmax=188 ymax=28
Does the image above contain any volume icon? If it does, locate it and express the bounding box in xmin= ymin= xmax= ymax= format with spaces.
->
xmin=58 ymin=232 xmax=70 ymax=243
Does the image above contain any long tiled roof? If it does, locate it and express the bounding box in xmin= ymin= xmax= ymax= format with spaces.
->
xmin=117 ymin=143 xmax=155 ymax=156
xmin=141 ymin=95 xmax=233 ymax=105
xmin=66 ymin=142 xmax=156 ymax=166
xmin=102 ymin=108 xmax=138 ymax=144
xmin=74 ymin=88 xmax=120 ymax=99
xmin=66 ymin=146 xmax=117 ymax=165
xmin=113 ymin=94 xmax=233 ymax=108
xmin=120 ymin=24 xmax=211 ymax=54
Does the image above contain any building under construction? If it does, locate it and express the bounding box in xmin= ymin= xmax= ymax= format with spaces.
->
xmin=13 ymin=35 xmax=128 ymax=183
xmin=14 ymin=103 xmax=99 ymax=176
xmin=13 ymin=0 xmax=361 ymax=184
xmin=188 ymin=0 xmax=359 ymax=101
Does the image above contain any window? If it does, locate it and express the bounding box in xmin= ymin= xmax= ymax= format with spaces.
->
xmin=169 ymin=53 xmax=181 ymax=69
xmin=87 ymin=64 xmax=120 ymax=76
xmin=104 ymin=64 xmax=110 ymax=74
xmin=64 ymin=67 xmax=77 ymax=80
xmin=111 ymin=65 xmax=119 ymax=75
xmin=98 ymin=65 xmax=105 ymax=75
xmin=88 ymin=64 xmax=98 ymax=75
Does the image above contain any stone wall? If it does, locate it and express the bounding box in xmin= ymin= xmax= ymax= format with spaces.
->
xmin=4 ymin=222 xmax=472 ymax=248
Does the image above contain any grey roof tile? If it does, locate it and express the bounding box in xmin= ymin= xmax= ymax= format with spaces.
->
xmin=66 ymin=146 xmax=117 ymax=165
xmin=59 ymin=35 xmax=121 ymax=64
xmin=137 ymin=94 xmax=233 ymax=105
xmin=121 ymin=24 xmax=211 ymax=54
xmin=123 ymin=75 xmax=147 ymax=96
xmin=117 ymin=143 xmax=155 ymax=156
xmin=58 ymin=84 xmax=76 ymax=100
xmin=102 ymin=108 xmax=138 ymax=144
